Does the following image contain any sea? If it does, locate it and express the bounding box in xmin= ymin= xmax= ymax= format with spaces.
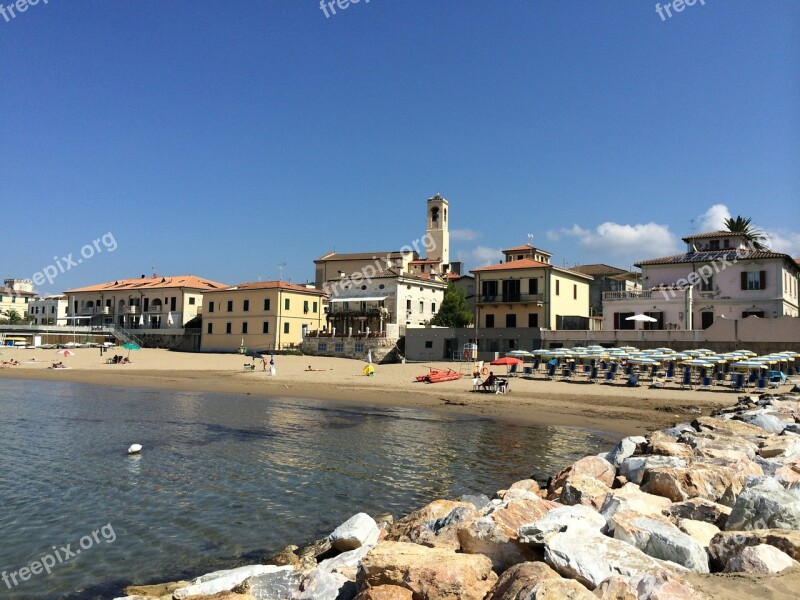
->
xmin=0 ymin=378 xmax=617 ymax=599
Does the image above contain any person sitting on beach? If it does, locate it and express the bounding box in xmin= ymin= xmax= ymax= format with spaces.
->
xmin=480 ymin=371 xmax=497 ymax=391
xmin=51 ymin=361 xmax=65 ymax=369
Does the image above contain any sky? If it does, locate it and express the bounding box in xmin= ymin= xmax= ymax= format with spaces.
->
xmin=1 ymin=0 xmax=798 ymax=294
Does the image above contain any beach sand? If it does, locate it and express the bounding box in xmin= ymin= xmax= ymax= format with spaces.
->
xmin=0 ymin=347 xmax=746 ymax=436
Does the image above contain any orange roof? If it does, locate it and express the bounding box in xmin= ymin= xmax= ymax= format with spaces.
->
xmin=65 ymin=275 xmax=227 ymax=293
xmin=409 ymin=259 xmax=441 ymax=264
xmin=472 ymin=258 xmax=551 ymax=272
xmin=214 ymin=281 xmax=327 ymax=295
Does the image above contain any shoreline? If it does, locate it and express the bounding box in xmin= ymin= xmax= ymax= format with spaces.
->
xmin=0 ymin=348 xmax=743 ymax=436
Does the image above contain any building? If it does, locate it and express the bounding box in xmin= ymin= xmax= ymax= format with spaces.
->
xmin=28 ymin=294 xmax=68 ymax=325
xmin=448 ymin=274 xmax=476 ymax=315
xmin=572 ymin=264 xmax=641 ymax=318
xmin=64 ymin=274 xmax=226 ymax=330
xmin=471 ymin=244 xmax=593 ymax=331
xmin=0 ymin=279 xmax=37 ymax=320
xmin=201 ymin=281 xmax=327 ymax=352
xmin=602 ymin=230 xmax=800 ymax=330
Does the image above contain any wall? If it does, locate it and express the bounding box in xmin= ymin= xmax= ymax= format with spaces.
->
xmin=405 ymin=326 xmax=544 ymax=362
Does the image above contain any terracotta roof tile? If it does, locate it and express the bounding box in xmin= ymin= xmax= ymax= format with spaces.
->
xmin=65 ymin=275 xmax=227 ymax=293
xmin=212 ymin=281 xmax=327 ymax=295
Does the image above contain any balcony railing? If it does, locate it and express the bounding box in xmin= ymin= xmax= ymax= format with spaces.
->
xmin=603 ymin=290 xmax=655 ymax=301
xmin=477 ymin=293 xmax=545 ymax=304
xmin=123 ymin=306 xmax=138 ymax=315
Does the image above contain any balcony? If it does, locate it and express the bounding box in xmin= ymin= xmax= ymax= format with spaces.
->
xmin=123 ymin=306 xmax=138 ymax=315
xmin=603 ymin=290 xmax=655 ymax=301
xmin=477 ymin=293 xmax=545 ymax=304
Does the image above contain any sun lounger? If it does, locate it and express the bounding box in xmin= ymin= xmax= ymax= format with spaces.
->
xmin=626 ymin=373 xmax=640 ymax=387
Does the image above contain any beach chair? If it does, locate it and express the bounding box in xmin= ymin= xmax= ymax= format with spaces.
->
xmin=733 ymin=373 xmax=745 ymax=391
xmin=700 ymin=376 xmax=712 ymax=391
xmin=626 ymin=373 xmax=640 ymax=387
xmin=601 ymin=370 xmax=614 ymax=384
xmin=680 ymin=368 xmax=692 ymax=390
xmin=509 ymin=363 xmax=519 ymax=377
xmin=768 ymin=377 xmax=781 ymax=389
xmin=649 ymin=377 xmax=665 ymax=389
xmin=757 ymin=378 xmax=766 ymax=391
xmin=665 ymin=365 xmax=675 ymax=382
xmin=561 ymin=367 xmax=572 ymax=381
xmin=589 ymin=366 xmax=598 ymax=383
xmin=546 ymin=363 xmax=556 ymax=379
xmin=495 ymin=379 xmax=509 ymax=394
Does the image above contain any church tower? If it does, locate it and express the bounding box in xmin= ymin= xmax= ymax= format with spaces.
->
xmin=426 ymin=193 xmax=449 ymax=266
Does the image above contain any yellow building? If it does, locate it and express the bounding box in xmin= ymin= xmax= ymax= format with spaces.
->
xmin=202 ymin=281 xmax=327 ymax=352
xmin=0 ymin=279 xmax=37 ymax=320
xmin=472 ymin=244 xmax=592 ymax=330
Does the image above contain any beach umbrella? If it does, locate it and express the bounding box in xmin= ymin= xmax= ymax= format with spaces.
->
xmin=167 ymin=311 xmax=174 ymax=326
xmin=122 ymin=342 xmax=141 ymax=358
xmin=139 ymin=313 xmax=144 ymax=327
xmin=506 ymin=350 xmax=533 ymax=359
xmin=618 ymin=346 xmax=639 ymax=352
xmin=245 ymin=349 xmax=263 ymax=359
xmin=55 ymin=349 xmax=75 ymax=357
xmin=367 ymin=349 xmax=373 ymax=364
xmin=490 ymin=357 xmax=523 ymax=366
xmin=625 ymin=314 xmax=657 ymax=322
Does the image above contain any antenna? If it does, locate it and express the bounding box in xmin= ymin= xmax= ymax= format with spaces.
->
xmin=689 ymin=218 xmax=696 ymax=236
xmin=527 ymin=233 xmax=534 ymax=246
xmin=277 ymin=263 xmax=287 ymax=281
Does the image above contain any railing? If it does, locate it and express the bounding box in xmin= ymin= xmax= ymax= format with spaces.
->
xmin=123 ymin=306 xmax=138 ymax=315
xmin=105 ymin=324 xmax=143 ymax=347
xmin=478 ymin=293 xmax=545 ymax=304
xmin=603 ymin=290 xmax=655 ymax=301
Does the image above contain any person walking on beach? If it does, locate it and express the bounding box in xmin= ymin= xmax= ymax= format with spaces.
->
xmin=261 ymin=357 xmax=268 ymax=371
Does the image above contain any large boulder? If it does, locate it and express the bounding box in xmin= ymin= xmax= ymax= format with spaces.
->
xmin=387 ymin=500 xmax=476 ymax=549
xmin=331 ymin=513 xmax=381 ymax=552
xmin=173 ymin=566 xmax=292 ymax=599
xmin=357 ymin=541 xmax=497 ymax=600
xmin=776 ymin=458 xmax=800 ymax=487
xmin=560 ymin=475 xmax=613 ymax=510
xmin=619 ymin=456 xmax=687 ymax=486
xmin=691 ymin=416 xmax=771 ymax=438
xmin=640 ymin=465 xmax=742 ymax=504
xmin=353 ymin=586 xmax=412 ymax=600
xmin=708 ymin=529 xmax=800 ymax=570
xmin=518 ymin=504 xmax=606 ymax=546
xmin=549 ymin=456 xmax=616 ymax=494
xmin=238 ymin=567 xmax=303 ymax=599
xmin=675 ymin=518 xmax=720 ymax=548
xmin=592 ymin=576 xmax=638 ymax=599
xmin=662 ymin=498 xmax=731 ymax=529
xmin=526 ymin=578 xmax=596 ymax=599
xmin=295 ymin=570 xmax=356 ymax=600
xmin=744 ymin=413 xmax=788 ymax=434
xmin=544 ymin=529 xmax=686 ymax=589
xmin=457 ymin=497 xmax=557 ymax=570
xmin=725 ymin=476 xmax=800 ymax=530
xmin=607 ymin=436 xmax=648 ymax=467
xmin=760 ymin=437 xmax=800 ymax=459
xmin=608 ymin=510 xmax=709 ymax=572
xmin=485 ymin=561 xmax=561 ymax=600
xmin=600 ymin=484 xmax=672 ymax=521
xmin=723 ymin=544 xmax=798 ymax=574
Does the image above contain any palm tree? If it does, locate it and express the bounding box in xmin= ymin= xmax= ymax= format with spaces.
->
xmin=724 ymin=216 xmax=769 ymax=251
xmin=1 ymin=309 xmax=23 ymax=324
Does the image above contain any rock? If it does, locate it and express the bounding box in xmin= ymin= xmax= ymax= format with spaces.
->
xmin=592 ymin=576 xmax=638 ymax=599
xmin=681 ymin=431 xmax=760 ymax=461
xmin=264 ymin=545 xmax=301 ymax=568
xmin=692 ymin=416 xmax=770 ymax=438
xmin=544 ymin=529 xmax=685 ymax=589
xmin=353 ymin=585 xmax=412 ymax=600
xmin=357 ymin=541 xmax=497 ymax=600
xmin=296 ymin=537 xmax=334 ymax=565
xmin=640 ymin=465 xmax=742 ymax=504
xmin=776 ymin=458 xmax=800 ymax=487
xmin=662 ymin=498 xmax=731 ymax=529
xmin=519 ymin=504 xmax=607 ymax=545
xmin=173 ymin=566 xmax=291 ymax=599
xmin=373 ymin=513 xmax=394 ymax=528
xmin=708 ymin=529 xmax=800 ymax=569
xmin=485 ymin=561 xmax=561 ymax=600
xmin=560 ymin=475 xmax=613 ymax=509
xmin=744 ymin=413 xmax=788 ymax=434
xmin=760 ymin=437 xmax=800 ymax=459
xmin=676 ymin=518 xmax=720 ymax=547
xmin=457 ymin=497 xmax=556 ymax=569
xmin=549 ymin=456 xmax=616 ymax=494
xmin=725 ymin=476 xmax=800 ymax=530
xmin=388 ymin=500 xmax=474 ymax=544
xmin=528 ymin=578 xmax=596 ymax=599
xmin=296 ymin=570 xmax=356 ymax=600
xmin=723 ymin=543 xmax=798 ymax=574
xmin=459 ymin=494 xmax=492 ymax=510
xmin=600 ymin=484 xmax=672 ymax=521
xmin=123 ymin=581 xmax=189 ymax=597
xmin=607 ymin=436 xmax=647 ymax=467
xmin=608 ymin=511 xmax=709 ymax=572
xmin=239 ymin=567 xmax=303 ymax=599
xmin=629 ymin=570 xmax=703 ymax=599
xmin=509 ymin=479 xmax=542 ymax=493
xmin=331 ymin=513 xmax=380 ymax=551
xmin=497 ymin=488 xmax=543 ymax=502
xmin=619 ymin=456 xmax=687 ymax=486
xmin=648 ymin=433 xmax=694 ymax=461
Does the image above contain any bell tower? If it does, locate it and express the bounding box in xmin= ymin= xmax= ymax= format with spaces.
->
xmin=426 ymin=193 xmax=449 ymax=266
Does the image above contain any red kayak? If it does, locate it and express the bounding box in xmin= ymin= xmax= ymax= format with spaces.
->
xmin=416 ymin=368 xmax=464 ymax=383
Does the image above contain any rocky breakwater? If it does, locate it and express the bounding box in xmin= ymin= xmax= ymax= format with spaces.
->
xmin=115 ymin=392 xmax=800 ymax=600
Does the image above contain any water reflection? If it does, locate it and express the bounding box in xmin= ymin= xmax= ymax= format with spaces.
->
xmin=0 ymin=379 xmax=615 ymax=600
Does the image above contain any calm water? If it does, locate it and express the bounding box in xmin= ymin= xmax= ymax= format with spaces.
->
xmin=0 ymin=379 xmax=616 ymax=599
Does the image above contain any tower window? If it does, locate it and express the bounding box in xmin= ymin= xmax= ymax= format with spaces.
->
xmin=431 ymin=207 xmax=439 ymax=222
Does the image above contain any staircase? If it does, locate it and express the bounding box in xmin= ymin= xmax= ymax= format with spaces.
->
xmin=105 ymin=324 xmax=144 ymax=347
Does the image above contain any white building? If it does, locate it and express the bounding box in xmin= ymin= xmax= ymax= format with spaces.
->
xmin=602 ymin=230 xmax=800 ymax=330
xmin=28 ymin=295 xmax=68 ymax=325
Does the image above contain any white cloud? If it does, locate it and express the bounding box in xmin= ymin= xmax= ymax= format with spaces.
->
xmin=450 ymin=228 xmax=481 ymax=241
xmin=698 ymin=204 xmax=731 ymax=231
xmin=765 ymin=229 xmax=800 ymax=257
xmin=560 ymin=221 xmax=680 ymax=259
xmin=545 ymin=230 xmax=561 ymax=242
xmin=456 ymin=246 xmax=503 ymax=268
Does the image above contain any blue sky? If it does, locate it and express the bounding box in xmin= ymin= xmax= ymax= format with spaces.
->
xmin=1 ymin=0 xmax=798 ymax=294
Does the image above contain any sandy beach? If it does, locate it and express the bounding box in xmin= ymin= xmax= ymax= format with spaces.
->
xmin=0 ymin=348 xmax=749 ymax=437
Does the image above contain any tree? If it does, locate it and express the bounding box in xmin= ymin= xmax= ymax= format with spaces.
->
xmin=1 ymin=309 xmax=23 ymax=325
xmin=431 ymin=283 xmax=473 ymax=328
xmin=724 ymin=216 xmax=769 ymax=251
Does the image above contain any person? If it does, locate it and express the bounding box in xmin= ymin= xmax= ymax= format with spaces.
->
xmin=480 ymin=371 xmax=497 ymax=392
xmin=262 ymin=357 xmax=268 ymax=372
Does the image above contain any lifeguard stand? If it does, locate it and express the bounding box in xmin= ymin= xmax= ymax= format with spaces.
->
xmin=463 ymin=343 xmax=478 ymax=362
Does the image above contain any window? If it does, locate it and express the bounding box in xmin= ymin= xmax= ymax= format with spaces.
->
xmin=573 ymin=284 xmax=577 ymax=300
xmin=502 ymin=279 xmax=521 ymax=302
xmin=614 ymin=312 xmax=635 ymax=330
xmin=262 ymin=321 xmax=269 ymax=334
xmin=208 ymin=302 xmax=215 ymax=313
xmin=242 ymin=322 xmax=248 ymax=334
xmin=528 ymin=313 xmax=539 ymax=328
xmin=189 ymin=297 xmax=196 ymax=305
xmin=318 ymin=342 xmax=327 ymax=351
xmin=481 ymin=280 xmax=498 ymax=300
xmin=486 ymin=314 xmax=495 ymax=328
xmin=243 ymin=300 xmax=250 ymax=311
xmin=285 ymin=298 xmax=290 ymax=310
xmin=170 ymin=297 xmax=177 ymax=311
xmin=312 ymin=302 xmax=318 ymax=313
xmin=303 ymin=300 xmax=309 ymax=314
xmin=709 ymin=240 xmax=720 ymax=250
xmin=225 ymin=322 xmax=232 ymax=334
xmin=334 ymin=342 xmax=344 ymax=352
xmin=742 ymin=310 xmax=765 ymax=318
xmin=556 ymin=280 xmax=560 ymax=296
xmin=419 ymin=301 xmax=424 ymax=313
xmin=700 ymin=274 xmax=714 ymax=292
xmin=227 ymin=300 xmax=233 ymax=312
xmin=505 ymin=314 xmax=516 ymax=327
xmin=741 ymin=271 xmax=766 ymax=290
xmin=528 ymin=279 xmax=539 ymax=295
xmin=354 ymin=342 xmax=364 ymax=353
xmin=424 ymin=341 xmax=433 ymax=348
xmin=264 ymin=298 xmax=271 ymax=311
xmin=283 ymin=322 xmax=290 ymax=334
xmin=406 ymin=299 xmax=412 ymax=311
xmin=724 ymin=239 xmax=730 ymax=248
xmin=431 ymin=302 xmax=436 ymax=313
